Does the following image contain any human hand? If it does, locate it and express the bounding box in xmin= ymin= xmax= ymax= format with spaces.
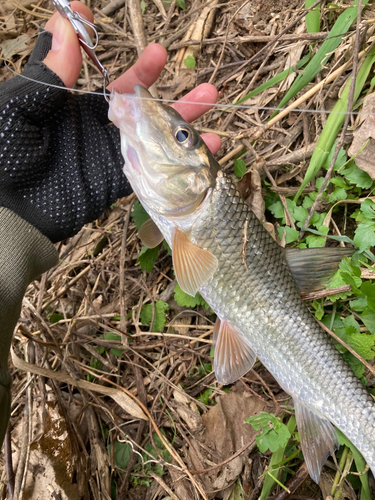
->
xmin=0 ymin=1 xmax=220 ymax=243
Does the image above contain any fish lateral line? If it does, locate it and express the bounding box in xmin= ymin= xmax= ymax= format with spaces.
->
xmin=4 ymin=63 xmax=362 ymax=117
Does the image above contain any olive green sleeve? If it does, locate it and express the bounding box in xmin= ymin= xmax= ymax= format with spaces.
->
xmin=0 ymin=207 xmax=58 ymax=445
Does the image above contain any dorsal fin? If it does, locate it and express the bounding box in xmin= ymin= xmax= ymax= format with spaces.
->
xmin=172 ymin=228 xmax=218 ymax=296
xmin=294 ymin=399 xmax=339 ymax=483
xmin=285 ymin=247 xmax=355 ymax=294
xmin=213 ymin=317 xmax=257 ymax=385
xmin=138 ymin=218 xmax=164 ymax=248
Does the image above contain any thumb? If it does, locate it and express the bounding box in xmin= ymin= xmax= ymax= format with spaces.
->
xmin=43 ymin=14 xmax=83 ymax=88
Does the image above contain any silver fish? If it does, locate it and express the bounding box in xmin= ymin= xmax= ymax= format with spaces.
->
xmin=108 ymin=86 xmax=375 ymax=483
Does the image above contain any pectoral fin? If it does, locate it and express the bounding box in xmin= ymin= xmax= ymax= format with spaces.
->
xmin=285 ymin=247 xmax=355 ymax=294
xmin=213 ymin=317 xmax=257 ymax=385
xmin=138 ymin=218 xmax=164 ymax=248
xmin=173 ymin=228 xmax=218 ymax=296
xmin=294 ymin=399 xmax=339 ymax=483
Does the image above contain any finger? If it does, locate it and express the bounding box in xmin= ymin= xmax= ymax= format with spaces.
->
xmin=43 ymin=2 xmax=94 ymax=88
xmin=201 ymin=133 xmax=222 ymax=155
xmin=172 ymin=83 xmax=218 ymax=123
xmin=108 ymin=44 xmax=167 ymax=93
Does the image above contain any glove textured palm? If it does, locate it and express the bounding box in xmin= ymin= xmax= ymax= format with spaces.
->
xmin=0 ymin=31 xmax=131 ymax=243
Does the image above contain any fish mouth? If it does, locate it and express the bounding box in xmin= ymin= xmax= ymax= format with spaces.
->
xmin=108 ymin=92 xmax=141 ymax=134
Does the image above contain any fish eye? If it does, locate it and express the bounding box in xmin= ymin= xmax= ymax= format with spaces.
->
xmin=175 ymin=126 xmax=195 ymax=148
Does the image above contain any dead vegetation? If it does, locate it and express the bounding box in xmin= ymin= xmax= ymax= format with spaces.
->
xmin=1 ymin=0 xmax=375 ymax=499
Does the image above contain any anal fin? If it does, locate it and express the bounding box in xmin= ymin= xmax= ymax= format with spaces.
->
xmin=294 ymin=399 xmax=339 ymax=483
xmin=173 ymin=228 xmax=218 ymax=296
xmin=213 ymin=318 xmax=257 ymax=385
xmin=138 ymin=218 xmax=164 ymax=248
xmin=285 ymin=247 xmax=355 ymax=294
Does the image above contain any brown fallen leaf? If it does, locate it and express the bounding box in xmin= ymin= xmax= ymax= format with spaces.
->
xmin=11 ymin=348 xmax=148 ymax=421
xmin=1 ymin=34 xmax=30 ymax=59
xmin=348 ymin=92 xmax=375 ymax=179
xmin=179 ymin=0 xmax=219 ymax=70
xmin=237 ymin=158 xmax=266 ymax=224
xmin=173 ymin=386 xmax=202 ymax=432
xmin=184 ymin=391 xmax=267 ymax=497
xmin=11 ymin=400 xmax=81 ymax=500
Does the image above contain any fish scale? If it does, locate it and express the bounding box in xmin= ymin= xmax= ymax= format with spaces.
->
xmin=193 ymin=172 xmax=375 ymax=471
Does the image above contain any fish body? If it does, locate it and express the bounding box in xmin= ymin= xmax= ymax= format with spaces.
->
xmin=109 ymin=87 xmax=375 ymax=482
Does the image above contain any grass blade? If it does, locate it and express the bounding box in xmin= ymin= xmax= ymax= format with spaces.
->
xmin=305 ymin=0 xmax=320 ymax=33
xmin=294 ymin=46 xmax=375 ymax=201
xmin=233 ymin=54 xmax=311 ymax=106
xmin=336 ymin=429 xmax=371 ymax=500
xmin=272 ymin=0 xmax=368 ymax=118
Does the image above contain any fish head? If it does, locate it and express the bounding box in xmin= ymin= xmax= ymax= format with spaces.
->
xmin=108 ymin=85 xmax=218 ymax=217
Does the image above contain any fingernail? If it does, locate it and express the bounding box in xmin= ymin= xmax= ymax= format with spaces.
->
xmin=51 ymin=15 xmax=67 ymax=51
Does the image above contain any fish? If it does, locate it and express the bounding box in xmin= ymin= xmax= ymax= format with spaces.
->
xmin=108 ymin=85 xmax=375 ymax=483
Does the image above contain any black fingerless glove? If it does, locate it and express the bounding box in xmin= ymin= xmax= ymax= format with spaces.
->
xmin=0 ymin=31 xmax=131 ymax=243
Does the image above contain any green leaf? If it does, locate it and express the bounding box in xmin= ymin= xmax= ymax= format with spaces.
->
xmin=98 ymin=332 xmax=125 ymax=357
xmin=350 ymin=295 xmax=368 ymax=312
xmin=339 ymin=256 xmax=361 ymax=278
xmin=112 ymin=441 xmax=133 ymax=469
xmin=330 ymin=175 xmax=349 ymax=188
xmin=312 ymin=299 xmax=325 ymax=320
xmin=360 ymin=309 xmax=375 ymax=334
xmin=132 ymin=200 xmax=150 ymax=229
xmin=234 ymin=158 xmax=246 ymax=179
xmin=341 ymin=351 xmax=366 ymax=380
xmin=326 ymin=270 xmax=355 ymax=301
xmin=360 ymin=282 xmax=375 ymax=311
xmin=140 ymin=301 xmax=169 ymax=332
xmin=328 ymin=186 xmax=347 ymax=202
xmin=176 ymin=0 xmax=186 ymax=9
xmin=354 ymin=220 xmax=375 ymax=252
xmin=346 ymin=332 xmax=375 ymax=360
xmin=259 ymin=416 xmax=297 ymax=500
xmin=269 ymin=201 xmax=285 ymax=220
xmin=137 ymin=245 xmax=159 ymax=273
xmin=245 ymin=413 xmax=291 ymax=453
xmin=184 ymin=55 xmax=196 ymax=68
xmin=174 ymin=283 xmax=211 ymax=309
xmin=360 ymin=199 xmax=375 ymax=219
xmin=293 ymin=206 xmax=309 ymax=227
xmin=342 ymin=162 xmax=373 ymax=189
xmin=324 ymin=146 xmax=347 ymax=172
xmin=163 ymin=239 xmax=172 ymax=255
xmin=197 ymin=387 xmax=213 ymax=405
xmin=140 ymin=0 xmax=146 ymax=13
xmin=277 ymin=226 xmax=299 ymax=244
xmin=343 ymin=315 xmax=360 ymax=334
xmin=306 ymin=226 xmax=328 ymax=248
xmin=49 ymin=313 xmax=64 ymax=324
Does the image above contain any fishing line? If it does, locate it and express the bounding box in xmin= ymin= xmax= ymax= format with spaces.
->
xmin=5 ymin=62 xmax=361 ymax=117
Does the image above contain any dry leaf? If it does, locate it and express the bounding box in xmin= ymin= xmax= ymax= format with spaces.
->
xmin=173 ymin=386 xmax=202 ymax=432
xmin=1 ymin=34 xmax=30 ymax=59
xmin=237 ymin=158 xmax=266 ymax=224
xmin=184 ymin=391 xmax=267 ymax=497
xmin=11 ymin=349 xmax=148 ymax=421
xmin=180 ymin=0 xmax=219 ymax=66
xmin=12 ymin=401 xmax=81 ymax=500
xmin=348 ymin=93 xmax=375 ymax=179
